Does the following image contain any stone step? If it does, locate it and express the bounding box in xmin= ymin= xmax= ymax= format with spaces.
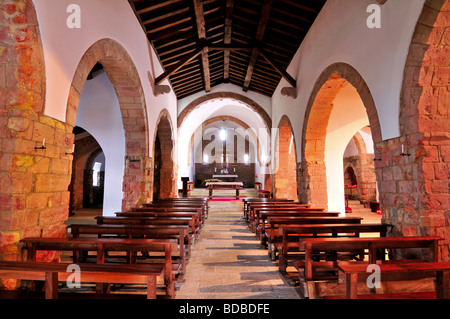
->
xmin=348 ymin=208 xmax=372 ymax=214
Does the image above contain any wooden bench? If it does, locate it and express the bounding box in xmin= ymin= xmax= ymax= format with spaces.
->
xmin=95 ymin=216 xmax=198 ymax=240
xmin=264 ymin=216 xmax=363 ymax=259
xmin=131 ymin=207 xmax=206 ymax=225
xmin=337 ymin=260 xmax=450 ymax=299
xmin=0 ymin=261 xmax=164 ymax=299
xmin=117 ymin=211 xmax=202 ymax=235
xmin=256 ymin=211 xmax=341 ymax=240
xmin=242 ymin=198 xmax=294 ymax=219
xmin=295 ymin=236 xmax=444 ymax=299
xmin=249 ymin=207 xmax=323 ymax=232
xmin=19 ymin=237 xmax=178 ymax=297
xmin=277 ymin=223 xmax=389 ymax=271
xmin=247 ymin=203 xmax=311 ymax=225
xmin=67 ymin=224 xmax=190 ymax=273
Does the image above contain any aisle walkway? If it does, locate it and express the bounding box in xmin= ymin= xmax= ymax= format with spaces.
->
xmin=175 ymin=209 xmax=301 ymax=299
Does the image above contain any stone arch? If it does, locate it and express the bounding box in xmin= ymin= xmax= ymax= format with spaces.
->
xmin=177 ymin=92 xmax=272 ymax=132
xmin=352 ymin=132 xmax=368 ymax=155
xmin=381 ymin=0 xmax=449 ymax=260
xmin=299 ymin=63 xmax=382 ymax=209
xmin=65 ymin=38 xmax=150 ymax=210
xmin=153 ymin=109 xmax=177 ymax=199
xmin=274 ymin=115 xmax=298 ymax=200
xmin=188 ymin=115 xmax=262 ymax=166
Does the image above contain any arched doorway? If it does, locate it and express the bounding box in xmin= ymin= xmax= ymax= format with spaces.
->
xmin=343 ymin=128 xmax=378 ymax=206
xmin=153 ymin=109 xmax=176 ymax=200
xmin=65 ymin=39 xmax=151 ymax=210
xmin=274 ymin=116 xmax=298 ymax=200
xmin=191 ymin=118 xmax=258 ymax=189
xmin=177 ymin=93 xmax=271 ymax=191
xmin=68 ymin=127 xmax=105 ymax=215
xmin=300 ymin=63 xmax=382 ymax=213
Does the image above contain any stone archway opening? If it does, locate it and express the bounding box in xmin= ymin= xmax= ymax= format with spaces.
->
xmin=300 ymin=63 xmax=382 ymax=213
xmin=274 ymin=116 xmax=298 ymax=200
xmin=65 ymin=39 xmax=151 ymax=211
xmin=153 ymin=110 xmax=176 ymax=200
xmin=68 ymin=126 xmax=105 ymax=215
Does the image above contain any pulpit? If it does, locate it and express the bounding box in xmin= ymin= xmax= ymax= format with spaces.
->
xmin=181 ymin=177 xmax=190 ymax=198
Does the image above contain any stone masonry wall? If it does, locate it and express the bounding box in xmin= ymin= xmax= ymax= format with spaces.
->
xmin=0 ymin=1 xmax=71 ymax=288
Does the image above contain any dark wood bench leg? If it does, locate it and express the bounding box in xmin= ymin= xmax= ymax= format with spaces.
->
xmin=147 ymin=275 xmax=157 ymax=299
xmin=436 ymin=270 xmax=450 ymax=299
xmin=45 ymin=271 xmax=58 ymax=299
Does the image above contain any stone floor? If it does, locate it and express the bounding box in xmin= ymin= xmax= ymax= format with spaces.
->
xmin=175 ymin=209 xmax=301 ymax=299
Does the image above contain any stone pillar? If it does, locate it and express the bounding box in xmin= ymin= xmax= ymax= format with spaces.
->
xmin=122 ymin=155 xmax=152 ymax=210
xmin=0 ymin=1 xmax=71 ymax=280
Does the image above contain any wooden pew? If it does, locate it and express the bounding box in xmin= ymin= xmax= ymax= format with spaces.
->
xmin=117 ymin=211 xmax=202 ymax=235
xmin=242 ymin=199 xmax=294 ymax=219
xmin=336 ymin=260 xmax=450 ymax=299
xmin=95 ymin=216 xmax=198 ymax=241
xmin=247 ymin=203 xmax=310 ymax=224
xmin=277 ymin=223 xmax=389 ymax=271
xmin=0 ymin=261 xmax=164 ymax=299
xmin=144 ymin=200 xmax=208 ymax=219
xmin=296 ymin=236 xmax=444 ymax=299
xmin=131 ymin=207 xmax=206 ymax=225
xmin=20 ymin=237 xmax=178 ymax=298
xmin=263 ymin=215 xmax=361 ymax=257
xmin=249 ymin=207 xmax=323 ymax=232
xmin=67 ymin=224 xmax=190 ymax=274
xmin=256 ymin=211 xmax=341 ymax=239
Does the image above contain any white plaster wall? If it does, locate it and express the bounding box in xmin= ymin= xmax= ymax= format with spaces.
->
xmin=177 ymin=83 xmax=272 ymax=118
xmin=177 ymin=99 xmax=270 ymax=188
xmin=32 ymin=0 xmax=178 ymax=157
xmin=272 ymin=0 xmax=425 ymax=162
xmin=325 ymin=85 xmax=370 ymax=215
xmin=76 ymin=71 xmax=125 ymax=216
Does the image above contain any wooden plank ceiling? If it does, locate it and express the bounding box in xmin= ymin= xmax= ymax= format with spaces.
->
xmin=129 ymin=0 xmax=326 ymax=99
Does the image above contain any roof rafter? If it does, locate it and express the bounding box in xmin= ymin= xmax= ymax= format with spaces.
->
xmin=192 ymin=0 xmax=211 ymax=92
xmin=242 ymin=0 xmax=273 ymax=92
xmin=223 ymin=0 xmax=234 ymax=82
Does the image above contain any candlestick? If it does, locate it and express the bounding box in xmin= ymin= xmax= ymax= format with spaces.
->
xmin=42 ymin=138 xmax=45 ymax=147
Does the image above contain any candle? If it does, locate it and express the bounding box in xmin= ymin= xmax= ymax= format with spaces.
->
xmin=42 ymin=138 xmax=45 ymax=147
xmin=233 ymin=168 xmax=235 ymax=172
xmin=72 ymin=144 xmax=75 ymax=153
xmin=402 ymin=144 xmax=404 ymax=154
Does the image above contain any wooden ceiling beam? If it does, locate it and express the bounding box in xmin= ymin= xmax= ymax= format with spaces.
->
xmin=242 ymin=0 xmax=273 ymax=92
xmin=192 ymin=0 xmax=211 ymax=92
xmin=155 ymin=48 xmax=202 ymax=85
xmin=223 ymin=0 xmax=234 ymax=82
xmin=259 ymin=48 xmax=296 ymax=88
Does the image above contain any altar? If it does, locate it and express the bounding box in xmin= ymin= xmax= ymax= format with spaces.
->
xmin=205 ymin=181 xmax=243 ymax=199
xmin=212 ymin=174 xmax=238 ymax=182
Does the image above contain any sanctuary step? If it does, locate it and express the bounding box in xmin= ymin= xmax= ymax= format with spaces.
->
xmin=347 ymin=200 xmax=372 ymax=214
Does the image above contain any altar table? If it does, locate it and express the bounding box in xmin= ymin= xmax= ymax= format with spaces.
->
xmin=205 ymin=182 xmax=243 ymax=199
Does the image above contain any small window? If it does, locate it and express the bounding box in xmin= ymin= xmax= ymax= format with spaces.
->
xmin=92 ymin=162 xmax=102 ymax=186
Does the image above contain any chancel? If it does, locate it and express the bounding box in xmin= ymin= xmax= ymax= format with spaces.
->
xmin=0 ymin=0 xmax=448 ymax=302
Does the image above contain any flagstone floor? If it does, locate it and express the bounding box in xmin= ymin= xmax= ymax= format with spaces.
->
xmin=175 ymin=209 xmax=301 ymax=299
